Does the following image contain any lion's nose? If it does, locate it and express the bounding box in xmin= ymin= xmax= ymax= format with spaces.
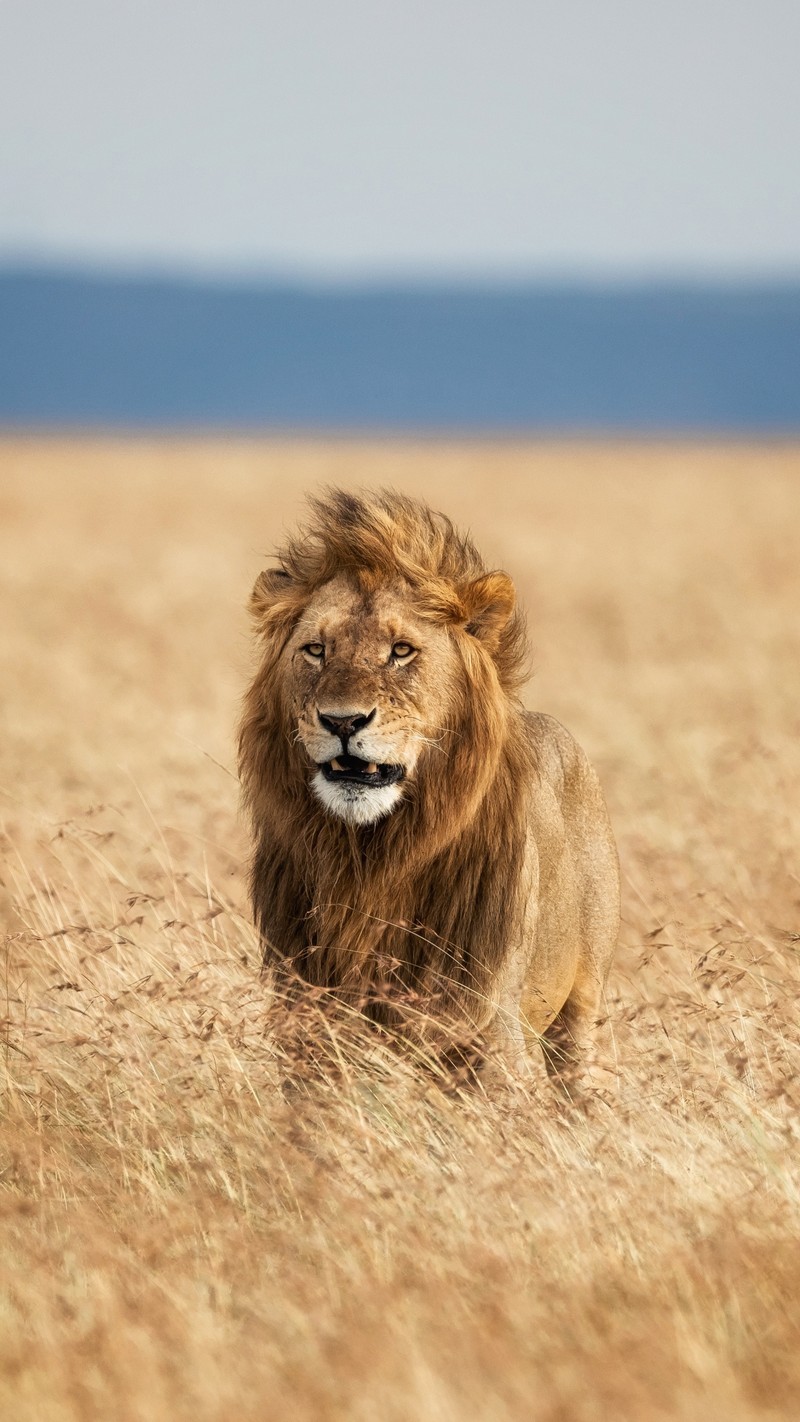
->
xmin=318 ymin=708 xmax=376 ymax=741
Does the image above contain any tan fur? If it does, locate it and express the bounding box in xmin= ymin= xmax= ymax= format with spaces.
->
xmin=238 ymin=489 xmax=619 ymax=1090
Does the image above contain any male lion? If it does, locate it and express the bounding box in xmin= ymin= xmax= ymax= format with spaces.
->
xmin=239 ymin=489 xmax=619 ymax=1091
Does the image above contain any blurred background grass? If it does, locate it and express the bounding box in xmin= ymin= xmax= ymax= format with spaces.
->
xmin=2 ymin=440 xmax=800 ymax=1419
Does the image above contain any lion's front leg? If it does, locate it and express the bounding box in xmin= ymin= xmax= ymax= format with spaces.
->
xmin=477 ymin=1008 xmax=535 ymax=1095
xmin=266 ymin=965 xmax=348 ymax=1100
xmin=472 ymin=906 xmax=539 ymax=1095
xmin=540 ymin=976 xmax=605 ymax=1106
xmin=468 ymin=947 xmax=539 ymax=1096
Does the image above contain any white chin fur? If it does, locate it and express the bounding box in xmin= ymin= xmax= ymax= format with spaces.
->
xmin=311 ymin=770 xmax=403 ymax=826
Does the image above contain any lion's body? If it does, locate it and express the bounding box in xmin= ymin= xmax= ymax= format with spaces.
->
xmin=239 ymin=490 xmax=619 ymax=1089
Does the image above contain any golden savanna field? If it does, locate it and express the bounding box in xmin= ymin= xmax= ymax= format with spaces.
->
xmin=1 ymin=437 xmax=799 ymax=1421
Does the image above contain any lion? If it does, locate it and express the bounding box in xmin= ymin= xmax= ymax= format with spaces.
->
xmin=238 ymin=488 xmax=619 ymax=1092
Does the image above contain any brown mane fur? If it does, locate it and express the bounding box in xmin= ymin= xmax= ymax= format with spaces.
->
xmin=238 ymin=488 xmax=535 ymax=1036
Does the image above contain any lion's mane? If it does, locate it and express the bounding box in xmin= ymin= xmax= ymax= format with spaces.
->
xmin=238 ymin=489 xmax=534 ymax=1030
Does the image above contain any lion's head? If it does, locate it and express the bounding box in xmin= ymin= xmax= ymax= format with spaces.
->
xmin=287 ymin=575 xmax=463 ymax=825
xmin=240 ymin=489 xmax=529 ymax=841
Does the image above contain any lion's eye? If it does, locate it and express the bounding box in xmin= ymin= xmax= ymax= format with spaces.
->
xmin=391 ymin=642 xmax=416 ymax=661
xmin=302 ymin=642 xmax=325 ymax=661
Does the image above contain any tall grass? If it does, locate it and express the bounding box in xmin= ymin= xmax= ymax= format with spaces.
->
xmin=1 ymin=438 xmax=799 ymax=1420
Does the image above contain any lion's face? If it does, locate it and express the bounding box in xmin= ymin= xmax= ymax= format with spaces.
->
xmin=284 ymin=576 xmax=459 ymax=826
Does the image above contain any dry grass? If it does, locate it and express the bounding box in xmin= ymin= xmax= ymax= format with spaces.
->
xmin=1 ymin=436 xmax=800 ymax=1421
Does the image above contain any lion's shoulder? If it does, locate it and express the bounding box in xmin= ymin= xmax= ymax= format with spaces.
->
xmin=521 ymin=710 xmax=590 ymax=786
xmin=520 ymin=709 xmax=610 ymax=833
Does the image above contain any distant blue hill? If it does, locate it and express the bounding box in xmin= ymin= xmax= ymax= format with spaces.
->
xmin=1 ymin=268 xmax=799 ymax=430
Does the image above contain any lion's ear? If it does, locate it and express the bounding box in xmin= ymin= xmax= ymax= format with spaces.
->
xmin=461 ymin=571 xmax=516 ymax=650
xmin=249 ymin=568 xmax=296 ymax=632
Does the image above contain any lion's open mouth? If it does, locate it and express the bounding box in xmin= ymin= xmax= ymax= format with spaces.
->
xmin=319 ymin=754 xmax=405 ymax=788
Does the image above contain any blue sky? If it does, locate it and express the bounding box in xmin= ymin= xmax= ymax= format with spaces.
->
xmin=1 ymin=0 xmax=799 ymax=279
